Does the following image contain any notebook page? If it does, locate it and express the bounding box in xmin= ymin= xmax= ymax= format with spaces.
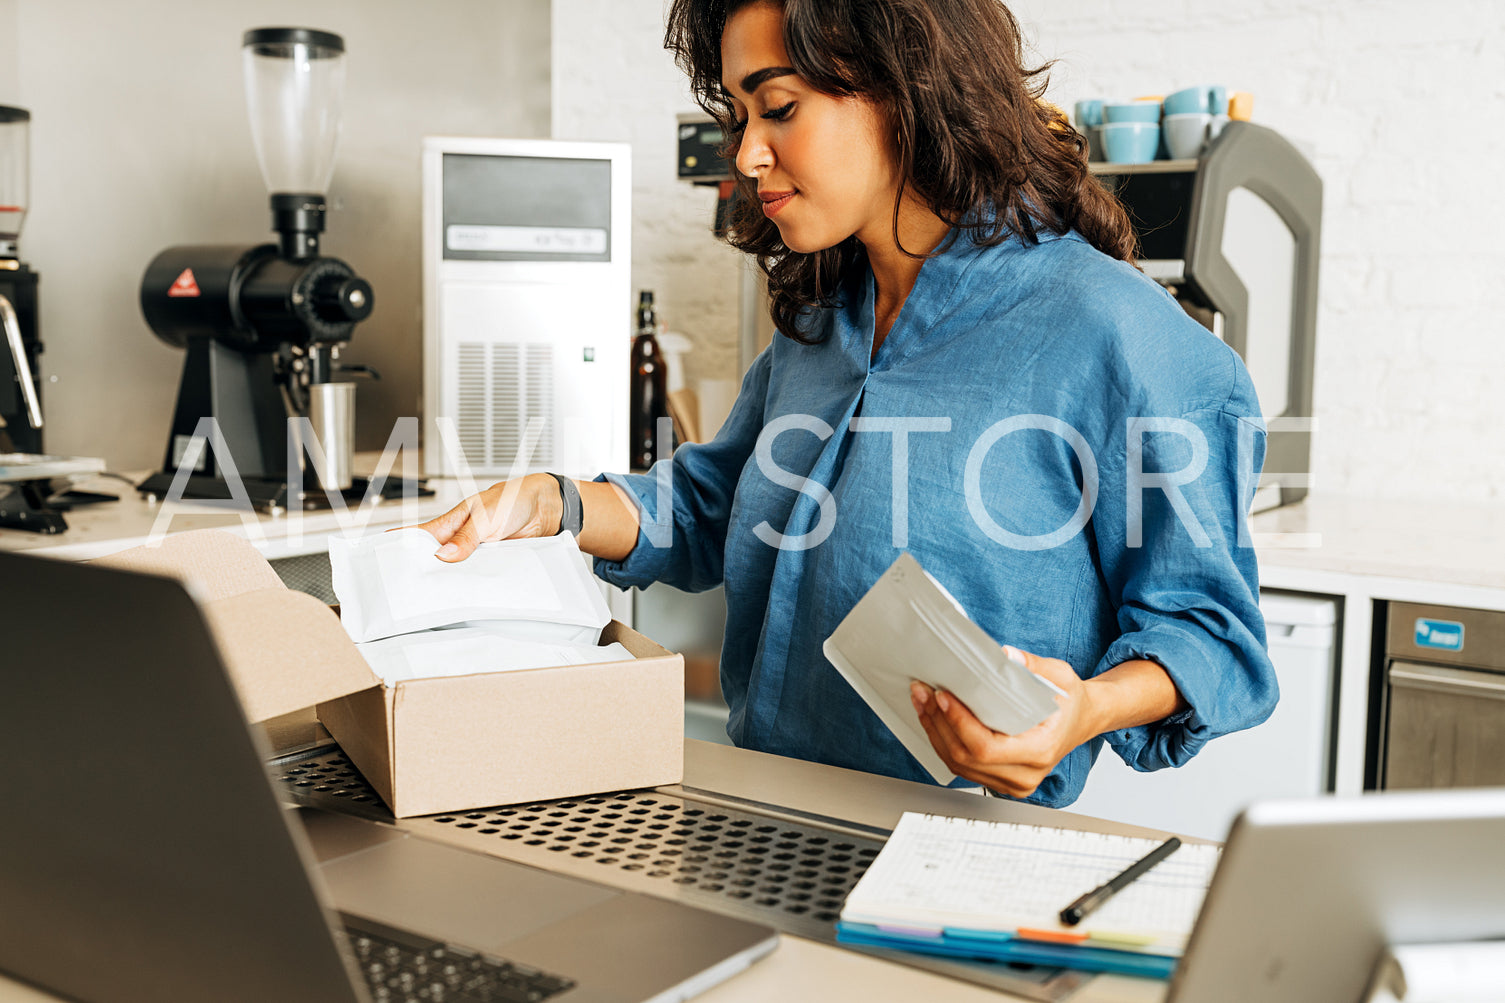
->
xmin=842 ymin=812 xmax=1219 ymax=952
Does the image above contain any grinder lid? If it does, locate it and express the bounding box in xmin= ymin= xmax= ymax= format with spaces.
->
xmin=242 ymin=27 xmax=344 ymax=53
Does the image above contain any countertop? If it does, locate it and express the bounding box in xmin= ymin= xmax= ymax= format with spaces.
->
xmin=6 ymin=481 xmax=1504 ymax=601
xmin=0 ymin=471 xmax=463 ymax=560
xmin=1249 ymin=492 xmax=1505 ymax=604
xmin=0 ymin=740 xmax=1174 ymax=1003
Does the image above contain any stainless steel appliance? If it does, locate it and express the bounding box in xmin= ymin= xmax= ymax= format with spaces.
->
xmin=1091 ymin=122 xmax=1323 ymax=513
xmin=136 ymin=28 xmax=409 ymax=512
xmin=1380 ymin=601 xmax=1505 ymax=790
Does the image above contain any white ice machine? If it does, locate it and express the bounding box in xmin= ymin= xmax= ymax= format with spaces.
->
xmin=422 ymin=138 xmax=631 ymax=479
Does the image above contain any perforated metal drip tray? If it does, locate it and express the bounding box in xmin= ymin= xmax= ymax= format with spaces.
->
xmin=271 ymin=745 xmax=1086 ymax=1002
xmin=273 ymin=746 xmax=883 ymax=933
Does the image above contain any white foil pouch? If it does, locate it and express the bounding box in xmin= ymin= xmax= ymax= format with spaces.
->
xmin=356 ymin=628 xmax=634 ymax=686
xmin=329 ymin=528 xmax=612 ymax=644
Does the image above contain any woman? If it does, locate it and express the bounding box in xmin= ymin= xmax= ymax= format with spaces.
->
xmin=419 ymin=0 xmax=1277 ymax=807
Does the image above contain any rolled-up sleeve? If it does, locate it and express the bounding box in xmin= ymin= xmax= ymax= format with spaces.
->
xmin=1089 ymin=395 xmax=1278 ymax=772
xmin=593 ymin=352 xmax=770 ymax=594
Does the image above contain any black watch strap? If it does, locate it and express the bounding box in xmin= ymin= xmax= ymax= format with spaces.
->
xmin=548 ymin=473 xmax=584 ymax=538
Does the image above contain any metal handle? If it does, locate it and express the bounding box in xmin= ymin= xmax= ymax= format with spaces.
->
xmin=0 ymin=293 xmax=41 ymax=430
xmin=1390 ymin=661 xmax=1505 ymax=701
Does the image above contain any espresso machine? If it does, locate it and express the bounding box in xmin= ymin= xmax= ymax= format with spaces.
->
xmin=0 ymin=107 xmax=119 ymax=533
xmin=137 ymin=28 xmax=405 ymax=511
xmin=0 ymin=105 xmax=42 ymax=456
xmin=1089 ymin=122 xmax=1323 ymax=512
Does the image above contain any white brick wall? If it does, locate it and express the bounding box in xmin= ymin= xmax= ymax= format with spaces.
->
xmin=554 ymin=0 xmax=1505 ymax=503
xmin=553 ymin=0 xmax=745 ymax=392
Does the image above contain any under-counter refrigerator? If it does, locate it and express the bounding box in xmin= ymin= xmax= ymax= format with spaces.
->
xmin=1070 ymin=591 xmax=1338 ymax=840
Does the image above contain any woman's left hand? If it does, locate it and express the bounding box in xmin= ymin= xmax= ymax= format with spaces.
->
xmin=910 ymin=646 xmax=1096 ymax=799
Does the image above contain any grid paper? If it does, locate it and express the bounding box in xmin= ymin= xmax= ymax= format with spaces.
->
xmin=841 ymin=812 xmax=1220 ymax=951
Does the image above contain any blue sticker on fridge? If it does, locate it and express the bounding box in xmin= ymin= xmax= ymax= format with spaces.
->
xmin=1414 ymin=618 xmax=1465 ymax=652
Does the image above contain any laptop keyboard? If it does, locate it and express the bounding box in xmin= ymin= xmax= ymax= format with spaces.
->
xmin=342 ymin=915 xmax=576 ymax=1003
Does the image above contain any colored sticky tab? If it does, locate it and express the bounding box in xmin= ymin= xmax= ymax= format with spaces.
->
xmin=1017 ymin=927 xmax=1088 ymax=945
xmin=1085 ymin=930 xmax=1159 ymax=949
xmin=875 ymin=923 xmax=944 ymax=939
xmin=943 ymin=927 xmax=1015 ymax=943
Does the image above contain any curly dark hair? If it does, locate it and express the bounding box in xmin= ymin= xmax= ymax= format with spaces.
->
xmin=665 ymin=0 xmax=1139 ymax=343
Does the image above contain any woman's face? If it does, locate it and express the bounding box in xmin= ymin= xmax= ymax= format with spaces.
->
xmin=720 ymin=2 xmax=901 ymax=254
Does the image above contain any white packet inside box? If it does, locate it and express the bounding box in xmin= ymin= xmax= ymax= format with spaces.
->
xmin=357 ymin=627 xmax=634 ymax=686
xmin=449 ymin=619 xmax=604 ymax=646
xmin=328 ymin=529 xmax=612 ymax=644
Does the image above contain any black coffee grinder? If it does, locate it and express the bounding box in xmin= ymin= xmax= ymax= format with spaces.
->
xmin=138 ymin=28 xmax=412 ymax=511
xmin=0 ymin=105 xmax=42 ymax=456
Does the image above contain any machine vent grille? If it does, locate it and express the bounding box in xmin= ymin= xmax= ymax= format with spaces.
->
xmin=526 ymin=344 xmax=555 ymax=467
xmin=455 ymin=341 xmax=555 ymax=470
xmin=456 ymin=343 xmax=489 ymax=465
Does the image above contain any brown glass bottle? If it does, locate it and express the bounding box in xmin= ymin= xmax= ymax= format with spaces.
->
xmin=629 ymin=290 xmax=670 ymax=470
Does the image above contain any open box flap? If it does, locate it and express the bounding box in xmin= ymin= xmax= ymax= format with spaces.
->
xmin=90 ymin=529 xmax=284 ymax=601
xmin=316 ymin=684 xmax=399 ymax=810
xmin=92 ymin=530 xmax=378 ymax=724
xmin=599 ymin=619 xmax=669 ymax=658
xmin=200 ymin=589 xmax=379 ymax=723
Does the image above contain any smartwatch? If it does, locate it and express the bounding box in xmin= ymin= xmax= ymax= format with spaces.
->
xmin=548 ymin=473 xmax=583 ymax=538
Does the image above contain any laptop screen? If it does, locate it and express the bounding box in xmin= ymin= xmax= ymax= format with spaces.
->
xmin=0 ymin=552 xmax=366 ymax=1003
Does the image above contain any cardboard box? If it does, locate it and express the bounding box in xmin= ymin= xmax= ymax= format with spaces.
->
xmin=93 ymin=530 xmax=684 ymax=817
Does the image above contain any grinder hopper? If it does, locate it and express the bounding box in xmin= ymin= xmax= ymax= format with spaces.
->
xmin=243 ymin=27 xmax=346 ymax=261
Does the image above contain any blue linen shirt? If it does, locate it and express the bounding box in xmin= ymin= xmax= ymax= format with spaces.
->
xmin=595 ymin=228 xmax=1277 ymax=807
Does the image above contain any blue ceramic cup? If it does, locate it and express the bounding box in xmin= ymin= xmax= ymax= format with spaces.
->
xmin=1209 ymin=85 xmax=1228 ymax=116
xmin=1102 ymin=101 xmax=1161 ymax=124
xmin=1101 ymin=121 xmax=1161 ymax=164
xmin=1074 ymin=99 xmax=1105 ymax=129
xmin=1163 ymin=86 xmax=1211 ymax=116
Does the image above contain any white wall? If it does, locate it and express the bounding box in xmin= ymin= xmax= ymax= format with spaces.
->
xmin=0 ymin=3 xmax=17 ymax=99
xmin=552 ymin=0 xmax=1505 ymax=504
xmin=552 ymin=0 xmax=745 ymax=394
xmin=6 ymin=0 xmax=550 ymax=468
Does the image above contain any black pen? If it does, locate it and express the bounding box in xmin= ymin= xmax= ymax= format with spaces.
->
xmin=1059 ymin=836 xmax=1182 ymax=926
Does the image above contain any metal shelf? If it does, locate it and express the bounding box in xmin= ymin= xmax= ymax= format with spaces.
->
xmin=1089 ymin=158 xmax=1200 ymax=175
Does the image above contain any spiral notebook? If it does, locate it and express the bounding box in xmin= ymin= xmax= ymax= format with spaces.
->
xmin=837 ymin=813 xmax=1220 ymax=977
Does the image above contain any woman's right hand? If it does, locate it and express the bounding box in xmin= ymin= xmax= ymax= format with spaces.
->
xmin=415 ymin=473 xmax=563 ymax=563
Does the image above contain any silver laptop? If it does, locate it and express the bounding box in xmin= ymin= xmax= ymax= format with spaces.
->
xmin=1170 ymin=787 xmax=1505 ymax=1002
xmin=0 ymin=551 xmax=776 ymax=1003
